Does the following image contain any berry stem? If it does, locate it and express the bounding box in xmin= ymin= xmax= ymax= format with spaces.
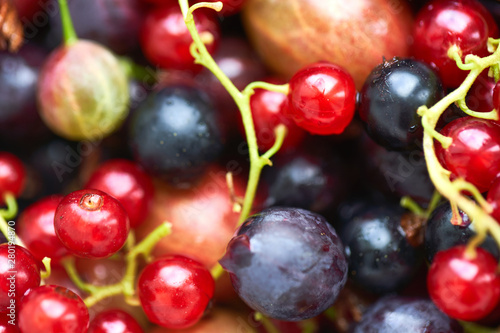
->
xmin=119 ymin=56 xmax=157 ymax=83
xmin=419 ymin=39 xmax=500 ymax=256
xmin=178 ymin=0 xmax=288 ymax=226
xmin=0 ymin=193 xmax=24 ymax=248
xmin=62 ymin=223 xmax=172 ymax=308
xmin=57 ymin=0 xmax=78 ymax=46
xmin=40 ymin=257 xmax=52 ymax=280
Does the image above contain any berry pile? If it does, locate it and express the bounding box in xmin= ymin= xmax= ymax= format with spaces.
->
xmin=2 ymin=0 xmax=500 ymax=332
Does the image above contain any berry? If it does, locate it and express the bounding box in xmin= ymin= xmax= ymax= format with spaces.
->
xmin=137 ymin=255 xmax=215 ymax=329
xmin=412 ymin=0 xmax=496 ymax=88
xmin=17 ymin=195 xmax=69 ymax=264
xmin=358 ymin=58 xmax=444 ymax=150
xmin=340 ymin=202 xmax=423 ymax=294
xmin=37 ymin=40 xmax=130 ymax=141
xmin=220 ymin=207 xmax=348 ymax=321
xmin=140 ymin=3 xmax=220 ymax=71
xmin=428 ymin=245 xmax=500 ymax=321
xmin=0 ymin=152 xmax=25 ymax=205
xmin=0 ymin=244 xmax=41 ymax=312
xmin=247 ymin=78 xmax=305 ymax=152
xmin=54 ymin=189 xmax=130 ymax=259
xmin=352 ymin=296 xmax=463 ymax=332
xmin=466 ymin=71 xmax=496 ymax=112
xmin=424 ymin=201 xmax=499 ymax=262
xmin=88 ymin=309 xmax=143 ymax=333
xmin=286 ymin=62 xmax=357 ymax=135
xmin=85 ymin=159 xmax=154 ymax=228
xmin=128 ymin=85 xmax=225 ymax=186
xmin=18 ymin=285 xmax=89 ymax=333
xmin=436 ymin=117 xmax=500 ymax=192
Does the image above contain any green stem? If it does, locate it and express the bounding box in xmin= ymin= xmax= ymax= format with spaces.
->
xmin=58 ymin=0 xmax=78 ymax=46
xmin=420 ymin=40 xmax=500 ymax=255
xmin=178 ymin=0 xmax=288 ymax=226
xmin=40 ymin=257 xmax=52 ymax=280
xmin=0 ymin=193 xmax=18 ymax=221
xmin=210 ymin=262 xmax=224 ymax=280
xmin=63 ymin=223 xmax=172 ymax=308
xmin=400 ymin=196 xmax=425 ymax=216
xmin=119 ymin=57 xmax=157 ymax=83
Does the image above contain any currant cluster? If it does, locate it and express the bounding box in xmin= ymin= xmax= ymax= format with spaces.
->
xmin=3 ymin=0 xmax=500 ymax=332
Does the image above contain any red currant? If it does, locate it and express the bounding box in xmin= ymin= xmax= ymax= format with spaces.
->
xmin=466 ymin=71 xmax=496 ymax=112
xmin=18 ymin=285 xmax=89 ymax=333
xmin=54 ymin=189 xmax=130 ymax=259
xmin=0 ymin=152 xmax=25 ymax=205
xmin=436 ymin=117 xmax=500 ymax=192
xmin=487 ymin=176 xmax=500 ymax=223
xmin=0 ymin=313 xmax=19 ymax=332
xmin=428 ymin=245 xmax=500 ymax=321
xmin=412 ymin=0 xmax=496 ymax=88
xmin=0 ymin=244 xmax=40 ymax=312
xmin=88 ymin=309 xmax=143 ymax=333
xmin=85 ymin=159 xmax=154 ymax=228
xmin=287 ymin=62 xmax=357 ymax=135
xmin=140 ymin=3 xmax=220 ymax=72
xmin=137 ymin=255 xmax=215 ymax=329
xmin=17 ymin=195 xmax=69 ymax=264
xmin=245 ymin=78 xmax=305 ymax=152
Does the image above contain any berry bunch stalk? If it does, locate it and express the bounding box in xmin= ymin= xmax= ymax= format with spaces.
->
xmin=178 ymin=0 xmax=288 ymax=226
xmin=419 ymin=39 xmax=500 ymax=258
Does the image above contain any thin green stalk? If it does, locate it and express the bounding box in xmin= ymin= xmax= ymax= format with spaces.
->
xmin=62 ymin=223 xmax=172 ymax=308
xmin=419 ymin=41 xmax=500 ymax=256
xmin=58 ymin=0 xmax=78 ymax=46
xmin=179 ymin=0 xmax=289 ymax=226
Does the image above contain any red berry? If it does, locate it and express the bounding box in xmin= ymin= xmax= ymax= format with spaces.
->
xmin=140 ymin=4 xmax=220 ymax=71
xmin=0 ymin=152 xmax=25 ymax=205
xmin=18 ymin=285 xmax=89 ymax=333
xmin=486 ymin=176 xmax=500 ymax=223
xmin=287 ymin=62 xmax=357 ymax=135
xmin=85 ymin=159 xmax=154 ymax=228
xmin=436 ymin=117 xmax=500 ymax=192
xmin=88 ymin=309 xmax=143 ymax=333
xmin=246 ymin=78 xmax=305 ymax=152
xmin=17 ymin=195 xmax=69 ymax=264
xmin=466 ymin=71 xmax=496 ymax=112
xmin=428 ymin=245 xmax=500 ymax=321
xmin=54 ymin=189 xmax=130 ymax=259
xmin=138 ymin=255 xmax=215 ymax=329
xmin=0 ymin=244 xmax=40 ymax=312
xmin=412 ymin=0 xmax=496 ymax=88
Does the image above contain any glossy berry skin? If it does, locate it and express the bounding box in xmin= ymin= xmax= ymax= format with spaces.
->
xmin=352 ymin=296 xmax=463 ymax=332
xmin=466 ymin=72 xmax=496 ymax=112
xmin=17 ymin=195 xmax=69 ymax=264
xmin=137 ymin=255 xmax=215 ymax=329
xmin=436 ymin=117 xmax=500 ymax=192
xmin=85 ymin=159 xmax=154 ymax=228
xmin=412 ymin=0 xmax=496 ymax=88
xmin=287 ymin=62 xmax=357 ymax=135
xmin=54 ymin=189 xmax=130 ymax=259
xmin=263 ymin=152 xmax=348 ymax=213
xmin=247 ymin=79 xmax=305 ymax=152
xmin=0 ymin=152 xmax=25 ymax=205
xmin=493 ymin=79 xmax=500 ymax=112
xmin=428 ymin=245 xmax=500 ymax=321
xmin=88 ymin=309 xmax=143 ymax=333
xmin=424 ymin=202 xmax=499 ymax=262
xmin=220 ymin=207 xmax=347 ymax=321
xmin=0 ymin=244 xmax=40 ymax=312
xmin=340 ymin=203 xmax=422 ymax=294
xmin=128 ymin=85 xmax=224 ymax=186
xmin=486 ymin=176 xmax=500 ymax=223
xmin=359 ymin=58 xmax=444 ymax=150
xmin=18 ymin=285 xmax=89 ymax=333
xmin=140 ymin=4 xmax=220 ymax=71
